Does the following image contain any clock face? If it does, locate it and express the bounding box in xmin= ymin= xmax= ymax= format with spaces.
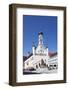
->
xmin=39 ymin=49 xmax=44 ymax=54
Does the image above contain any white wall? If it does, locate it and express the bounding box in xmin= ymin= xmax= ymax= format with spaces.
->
xmin=0 ymin=0 xmax=68 ymax=90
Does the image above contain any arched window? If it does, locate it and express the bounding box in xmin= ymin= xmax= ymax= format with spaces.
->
xmin=54 ymin=65 xmax=56 ymax=67
xmin=39 ymin=63 xmax=41 ymax=67
xmin=41 ymin=59 xmax=44 ymax=65
xmin=36 ymin=65 xmax=38 ymax=68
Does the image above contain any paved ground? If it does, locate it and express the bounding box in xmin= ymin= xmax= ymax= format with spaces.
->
xmin=33 ymin=68 xmax=57 ymax=74
xmin=23 ymin=68 xmax=57 ymax=75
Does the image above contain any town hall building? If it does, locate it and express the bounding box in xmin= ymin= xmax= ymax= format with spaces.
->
xmin=23 ymin=32 xmax=58 ymax=74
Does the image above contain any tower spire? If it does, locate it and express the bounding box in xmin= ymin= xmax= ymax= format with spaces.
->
xmin=38 ymin=32 xmax=43 ymax=45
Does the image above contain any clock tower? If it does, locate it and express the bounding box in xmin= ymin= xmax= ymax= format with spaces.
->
xmin=35 ymin=32 xmax=48 ymax=55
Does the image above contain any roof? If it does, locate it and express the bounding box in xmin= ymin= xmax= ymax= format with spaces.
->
xmin=23 ymin=53 xmax=33 ymax=61
xmin=48 ymin=52 xmax=57 ymax=57
xmin=23 ymin=56 xmax=28 ymax=62
xmin=23 ymin=52 xmax=57 ymax=61
xmin=38 ymin=32 xmax=43 ymax=35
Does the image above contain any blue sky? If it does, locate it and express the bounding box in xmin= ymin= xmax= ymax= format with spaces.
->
xmin=23 ymin=15 xmax=57 ymax=56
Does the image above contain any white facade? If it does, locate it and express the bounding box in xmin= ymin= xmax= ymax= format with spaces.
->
xmin=24 ymin=32 xmax=57 ymax=73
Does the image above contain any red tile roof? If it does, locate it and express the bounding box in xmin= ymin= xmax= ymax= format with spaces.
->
xmin=48 ymin=52 xmax=57 ymax=57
